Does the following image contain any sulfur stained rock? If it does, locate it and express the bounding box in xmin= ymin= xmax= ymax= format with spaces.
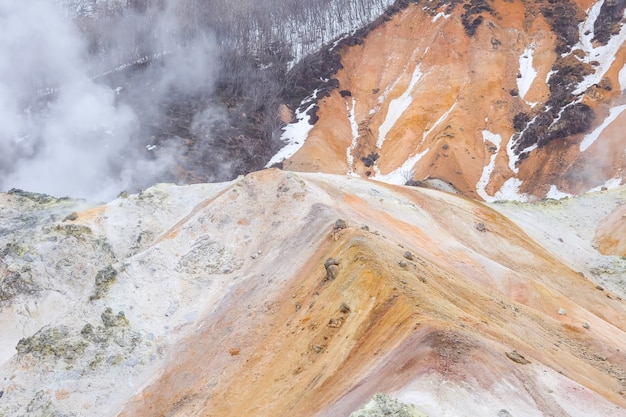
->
xmin=90 ymin=265 xmax=118 ymax=300
xmin=349 ymin=393 xmax=421 ymax=417
xmin=15 ymin=326 xmax=88 ymax=361
xmin=101 ymin=308 xmax=129 ymax=328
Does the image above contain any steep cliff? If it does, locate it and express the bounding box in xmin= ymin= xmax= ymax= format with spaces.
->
xmin=272 ymin=0 xmax=626 ymax=201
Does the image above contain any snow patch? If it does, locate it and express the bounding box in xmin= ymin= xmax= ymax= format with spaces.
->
xmin=546 ymin=185 xmax=573 ymax=199
xmin=266 ymin=90 xmax=320 ymax=167
xmin=580 ymin=104 xmax=626 ymax=151
xmin=422 ymin=102 xmax=457 ymax=142
xmin=476 ymin=130 xmax=502 ymax=201
xmin=589 ymin=177 xmax=623 ymax=192
xmin=492 ymin=177 xmax=530 ymax=202
xmin=377 ymin=64 xmax=424 ymax=148
xmin=579 ymin=0 xmax=605 ymax=46
xmin=517 ymin=46 xmax=538 ymax=100
xmin=620 ymin=63 xmax=626 ymax=91
xmin=572 ymin=2 xmax=626 ymax=95
xmin=432 ymin=12 xmax=447 ymax=22
xmin=372 ymin=148 xmax=429 ymax=185
xmin=346 ymin=97 xmax=359 ymax=176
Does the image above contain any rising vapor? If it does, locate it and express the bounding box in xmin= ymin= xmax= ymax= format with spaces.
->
xmin=0 ymin=0 xmax=218 ymax=201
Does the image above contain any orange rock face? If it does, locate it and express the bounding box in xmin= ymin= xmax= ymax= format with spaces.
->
xmin=280 ymin=0 xmax=626 ymax=200
xmin=596 ymin=203 xmax=626 ymax=256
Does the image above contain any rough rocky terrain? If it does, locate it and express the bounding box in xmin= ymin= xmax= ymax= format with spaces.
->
xmin=2 ymin=0 xmax=626 ymax=416
xmin=1 ymin=169 xmax=626 ymax=416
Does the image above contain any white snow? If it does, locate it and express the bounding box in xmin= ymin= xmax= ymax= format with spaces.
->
xmin=372 ymin=148 xmax=429 ymax=185
xmin=432 ymin=12 xmax=447 ymax=22
xmin=476 ymin=130 xmax=502 ymax=202
xmin=589 ymin=177 xmax=623 ymax=192
xmin=546 ymin=185 xmax=573 ymax=199
xmin=578 ymin=0 xmax=605 ymax=48
xmin=422 ymin=102 xmax=457 ymax=142
xmin=572 ymin=2 xmax=626 ymax=95
xmin=346 ymin=97 xmax=359 ymax=175
xmin=377 ymin=64 xmax=424 ymax=148
xmin=580 ymin=104 xmax=626 ymax=151
xmin=266 ymin=90 xmax=320 ymax=167
xmin=506 ymin=137 xmax=537 ymax=175
xmin=517 ymin=46 xmax=537 ymax=100
xmin=493 ymin=177 xmax=530 ymax=202
xmin=506 ymin=115 xmax=538 ymax=175
xmin=620 ymin=63 xmax=626 ymax=91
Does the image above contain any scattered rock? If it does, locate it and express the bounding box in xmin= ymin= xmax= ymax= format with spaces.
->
xmin=557 ymin=307 xmax=566 ymax=315
xmin=0 ymin=271 xmax=38 ymax=303
xmin=398 ymin=260 xmax=408 ymax=268
xmin=498 ymin=409 xmax=513 ymax=417
xmin=339 ymin=302 xmax=351 ymax=313
xmin=295 ymin=302 xmax=301 ymax=311
xmin=475 ymin=222 xmax=487 ymax=232
xmin=54 ymin=224 xmax=92 ymax=240
xmin=16 ymin=326 xmax=88 ymax=361
xmin=326 ymin=264 xmax=339 ymax=280
xmin=403 ymin=251 xmax=414 ymax=260
xmin=596 ymin=285 xmax=604 ymax=291
xmin=324 ymin=258 xmax=340 ymax=280
xmin=328 ymin=317 xmax=345 ymax=328
xmin=229 ymin=347 xmax=240 ymax=356
xmin=311 ymin=344 xmax=324 ymax=353
xmin=80 ymin=323 xmax=94 ymax=337
xmin=92 ymin=265 xmax=118 ymax=299
xmin=334 ymin=219 xmax=347 ymax=230
xmin=62 ymin=212 xmax=78 ymax=222
xmin=506 ymin=350 xmax=530 ymax=364
xmin=101 ymin=307 xmax=129 ymax=328
xmin=583 ymin=322 xmax=590 ymax=330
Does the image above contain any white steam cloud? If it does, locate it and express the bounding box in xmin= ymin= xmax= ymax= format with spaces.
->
xmin=0 ymin=0 xmax=218 ymax=201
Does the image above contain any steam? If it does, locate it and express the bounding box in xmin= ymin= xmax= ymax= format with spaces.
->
xmin=0 ymin=0 xmax=218 ymax=201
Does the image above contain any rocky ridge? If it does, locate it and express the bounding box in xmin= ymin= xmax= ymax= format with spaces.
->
xmin=1 ymin=170 xmax=626 ymax=416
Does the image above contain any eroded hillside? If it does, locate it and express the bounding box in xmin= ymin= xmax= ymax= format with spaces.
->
xmin=272 ymin=0 xmax=626 ymax=201
xmin=1 ymin=170 xmax=626 ymax=416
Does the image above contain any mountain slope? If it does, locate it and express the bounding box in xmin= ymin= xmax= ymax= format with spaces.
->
xmin=2 ymin=170 xmax=626 ymax=416
xmin=272 ymin=0 xmax=626 ymax=201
